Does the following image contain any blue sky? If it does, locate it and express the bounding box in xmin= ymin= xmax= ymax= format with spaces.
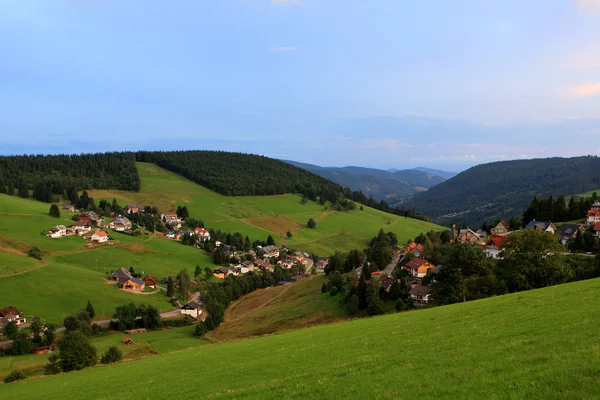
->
xmin=1 ymin=0 xmax=600 ymax=171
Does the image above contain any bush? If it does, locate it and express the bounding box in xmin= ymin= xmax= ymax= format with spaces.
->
xmin=307 ymin=218 xmax=316 ymax=228
xmin=11 ymin=333 xmax=33 ymax=355
xmin=101 ymin=346 xmax=122 ymax=364
xmin=321 ymin=283 xmax=327 ymax=293
xmin=27 ymin=246 xmax=42 ymax=260
xmin=330 ymin=286 xmax=339 ymax=296
xmin=4 ymin=369 xmax=26 ymax=383
xmin=45 ymin=353 xmax=61 ymax=375
xmin=194 ymin=322 xmax=208 ymax=337
xmin=49 ymin=204 xmax=60 ymax=218
xmin=162 ymin=316 xmax=196 ymax=328
xmin=395 ymin=299 xmax=407 ymax=312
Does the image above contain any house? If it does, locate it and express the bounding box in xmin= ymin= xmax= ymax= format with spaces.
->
xmin=485 ymin=235 xmax=509 ymax=259
xmin=586 ymin=202 xmax=600 ymax=225
xmin=213 ymin=267 xmax=231 ymax=279
xmin=119 ymin=277 xmax=146 ymax=291
xmin=277 ymin=257 xmax=295 ymax=269
xmin=110 ymin=216 xmax=133 ymax=232
xmin=124 ymin=204 xmax=141 ymax=214
xmin=111 ymin=267 xmax=133 ymax=282
xmin=180 ymin=301 xmax=203 ymax=319
xmin=169 ymin=221 xmax=182 ymax=230
xmin=594 ymin=222 xmax=600 ymax=237
xmin=292 ymin=251 xmax=307 ymax=264
xmin=559 ymin=224 xmax=585 ymax=245
xmin=403 ymin=242 xmax=424 ymax=257
xmin=262 ymin=245 xmax=280 ymax=258
xmin=228 ymin=266 xmax=240 ymax=276
xmin=62 ymin=204 xmax=75 ymax=213
xmin=161 ymin=212 xmax=180 ymax=223
xmin=403 ymin=258 xmax=436 ymax=278
xmin=316 ymin=258 xmax=329 ymax=273
xmin=0 ymin=306 xmax=26 ymax=326
xmin=32 ymin=344 xmax=57 ymax=355
xmin=254 ymin=259 xmax=272 ymax=271
xmin=525 ymin=220 xmax=556 ymax=234
xmin=381 ymin=277 xmax=395 ymax=293
xmin=247 ymin=249 xmax=257 ymax=259
xmin=166 ymin=230 xmax=183 ymax=240
xmin=410 ymin=284 xmax=432 ymax=305
xmin=71 ymin=220 xmax=92 ymax=235
xmin=91 ymin=231 xmax=109 ymax=243
xmin=242 ymin=260 xmax=255 ymax=271
xmin=455 ymin=228 xmax=482 ymax=244
xmin=491 ymin=220 xmax=510 ymax=235
xmin=143 ymin=274 xmax=158 ymax=288
xmin=193 ymin=227 xmax=211 ymax=241
xmin=47 ymin=225 xmax=67 ymax=238
xmin=79 ymin=211 xmax=102 ymax=227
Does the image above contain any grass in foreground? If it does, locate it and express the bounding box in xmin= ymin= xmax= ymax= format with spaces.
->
xmin=2 ymin=278 xmax=600 ymax=399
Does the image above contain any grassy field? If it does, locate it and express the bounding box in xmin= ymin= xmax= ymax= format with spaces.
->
xmin=209 ymin=274 xmax=347 ymax=342
xmin=88 ymin=162 xmax=444 ymax=254
xmin=2 ymin=278 xmax=599 ymax=398
xmin=0 ymin=326 xmax=208 ymax=380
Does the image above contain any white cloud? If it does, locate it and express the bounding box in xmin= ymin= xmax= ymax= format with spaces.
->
xmin=270 ymin=46 xmax=299 ymax=52
xmin=567 ymin=82 xmax=600 ymax=98
xmin=573 ymin=0 xmax=600 ymax=15
xmin=271 ymin=0 xmax=302 ymax=5
xmin=357 ymin=139 xmax=410 ymax=150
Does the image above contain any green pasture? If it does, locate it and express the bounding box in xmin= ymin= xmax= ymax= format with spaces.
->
xmin=3 ymin=278 xmax=600 ymax=398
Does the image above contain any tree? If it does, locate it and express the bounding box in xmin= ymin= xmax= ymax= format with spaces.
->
xmin=267 ymin=235 xmax=275 ymax=246
xmin=213 ymin=247 xmax=225 ymax=265
xmin=43 ymin=324 xmax=57 ymax=345
xmin=307 ymin=218 xmax=317 ymax=228
xmin=112 ymin=303 xmax=137 ymax=331
xmin=101 ymin=346 xmax=122 ymax=364
xmin=286 ymin=231 xmax=292 ymax=239
xmin=63 ymin=315 xmax=81 ymax=334
xmin=194 ymin=322 xmax=208 ymax=337
xmin=357 ymin=273 xmax=368 ymax=310
xmin=45 ymin=353 xmax=61 ymax=375
xmin=194 ymin=265 xmax=202 ymax=279
xmin=30 ymin=316 xmax=43 ymax=342
xmin=11 ymin=332 xmax=33 ymax=355
xmin=177 ymin=269 xmax=191 ymax=302
xmin=321 ymin=283 xmax=327 ymax=293
xmin=347 ymin=294 xmax=359 ymax=315
xmin=167 ymin=276 xmax=175 ymax=297
xmin=138 ymin=304 xmax=161 ymax=329
xmin=366 ymin=279 xmax=384 ymax=316
xmin=85 ymin=300 xmax=96 ymax=319
xmin=330 ymin=286 xmax=339 ymax=296
xmin=49 ymin=204 xmax=60 ymax=218
xmin=28 ymin=246 xmax=42 ymax=260
xmin=498 ymin=229 xmax=571 ymax=292
xmin=58 ymin=331 xmax=97 ymax=372
xmin=2 ymin=321 xmax=18 ymax=340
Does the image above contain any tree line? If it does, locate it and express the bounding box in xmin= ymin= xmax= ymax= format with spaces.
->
xmin=522 ymin=193 xmax=598 ymax=224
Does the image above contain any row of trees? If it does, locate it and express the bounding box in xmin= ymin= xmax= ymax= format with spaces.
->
xmin=522 ymin=193 xmax=598 ymax=225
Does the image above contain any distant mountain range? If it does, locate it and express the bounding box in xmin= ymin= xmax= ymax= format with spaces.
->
xmin=284 ymin=160 xmax=456 ymax=202
xmin=399 ymin=156 xmax=600 ymax=226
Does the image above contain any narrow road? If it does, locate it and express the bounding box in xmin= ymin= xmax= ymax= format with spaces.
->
xmin=383 ymin=250 xmax=401 ymax=276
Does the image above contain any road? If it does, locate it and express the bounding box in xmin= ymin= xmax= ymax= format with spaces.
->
xmin=382 ymin=250 xmax=401 ymax=276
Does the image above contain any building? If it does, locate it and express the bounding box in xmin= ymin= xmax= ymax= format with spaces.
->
xmin=525 ymin=220 xmax=556 ymax=234
xmin=193 ymin=227 xmax=211 ymax=241
xmin=124 ymin=204 xmax=141 ymax=214
xmin=491 ymin=220 xmax=510 ymax=235
xmin=559 ymin=224 xmax=585 ymax=245
xmin=403 ymin=242 xmax=424 ymax=257
xmin=110 ymin=216 xmax=133 ymax=232
xmin=111 ymin=267 xmax=132 ymax=282
xmin=62 ymin=204 xmax=75 ymax=213
xmin=455 ymin=228 xmax=482 ymax=244
xmin=144 ymin=274 xmax=158 ymax=289
xmin=91 ymin=231 xmax=109 ymax=243
xmin=161 ymin=212 xmax=180 ymax=223
xmin=71 ymin=220 xmax=92 ymax=235
xmin=47 ymin=225 xmax=67 ymax=238
xmin=316 ymin=258 xmax=329 ymax=273
xmin=410 ymin=284 xmax=432 ymax=305
xmin=180 ymin=301 xmax=203 ymax=319
xmin=262 ymin=245 xmax=280 ymax=258
xmin=254 ymin=259 xmax=272 ymax=271
xmin=120 ymin=277 xmax=146 ymax=291
xmin=587 ymin=202 xmax=600 ymax=225
xmin=213 ymin=267 xmax=231 ymax=279
xmin=484 ymin=235 xmax=509 ymax=259
xmin=79 ymin=211 xmax=102 ymax=227
xmin=594 ymin=222 xmax=600 ymax=238
xmin=0 ymin=306 xmax=26 ymax=326
xmin=403 ymin=258 xmax=436 ymax=278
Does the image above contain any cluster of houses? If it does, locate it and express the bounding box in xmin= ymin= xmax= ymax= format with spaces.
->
xmin=0 ymin=306 xmax=26 ymax=328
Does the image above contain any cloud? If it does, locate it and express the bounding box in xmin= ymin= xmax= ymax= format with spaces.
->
xmin=568 ymin=82 xmax=600 ymax=98
xmin=573 ymin=0 xmax=600 ymax=15
xmin=270 ymin=46 xmax=299 ymax=52
xmin=357 ymin=139 xmax=410 ymax=150
xmin=271 ymin=0 xmax=302 ymax=5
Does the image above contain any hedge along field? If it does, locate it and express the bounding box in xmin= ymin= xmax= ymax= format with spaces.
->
xmin=3 ymin=278 xmax=600 ymax=399
xmin=89 ymin=162 xmax=444 ymax=254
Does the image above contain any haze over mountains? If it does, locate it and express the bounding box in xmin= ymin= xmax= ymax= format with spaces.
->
xmin=284 ymin=160 xmax=456 ymax=203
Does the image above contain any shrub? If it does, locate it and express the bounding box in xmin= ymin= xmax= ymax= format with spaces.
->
xmin=45 ymin=353 xmax=61 ymax=375
xmin=27 ymin=246 xmax=42 ymax=260
xmin=307 ymin=218 xmax=316 ymax=228
xmin=11 ymin=332 xmax=33 ymax=355
xmin=49 ymin=204 xmax=60 ymax=218
xmin=101 ymin=346 xmax=122 ymax=364
xmin=4 ymin=369 xmax=26 ymax=383
xmin=194 ymin=322 xmax=208 ymax=337
xmin=321 ymin=283 xmax=327 ymax=293
xmin=330 ymin=286 xmax=339 ymax=296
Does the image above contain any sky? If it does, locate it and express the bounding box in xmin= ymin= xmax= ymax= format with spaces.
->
xmin=1 ymin=0 xmax=600 ymax=171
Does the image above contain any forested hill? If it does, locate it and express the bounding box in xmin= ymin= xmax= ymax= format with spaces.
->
xmin=284 ymin=160 xmax=447 ymax=202
xmin=400 ymin=156 xmax=600 ymax=225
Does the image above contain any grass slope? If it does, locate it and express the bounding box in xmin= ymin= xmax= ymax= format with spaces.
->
xmin=3 ymin=278 xmax=600 ymax=399
xmin=89 ymin=162 xmax=444 ymax=254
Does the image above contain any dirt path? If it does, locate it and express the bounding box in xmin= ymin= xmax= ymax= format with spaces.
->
xmin=0 ymin=258 xmax=48 ymax=279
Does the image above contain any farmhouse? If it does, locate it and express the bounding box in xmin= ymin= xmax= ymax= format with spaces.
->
xmin=144 ymin=274 xmax=158 ymax=288
xmin=111 ymin=267 xmax=132 ymax=282
xmin=316 ymin=258 xmax=329 ymax=272
xmin=213 ymin=267 xmax=231 ymax=279
xmin=491 ymin=220 xmax=510 ymax=235
xmin=525 ymin=220 xmax=556 ymax=234
xmin=62 ymin=204 xmax=75 ymax=213
xmin=91 ymin=231 xmax=109 ymax=243
xmin=79 ymin=211 xmax=102 ymax=227
xmin=410 ymin=284 xmax=432 ymax=305
xmin=404 ymin=258 xmax=436 ymax=278
xmin=193 ymin=227 xmax=211 ymax=241
xmin=71 ymin=220 xmax=92 ymax=235
xmin=180 ymin=301 xmax=203 ymax=319
xmin=262 ymin=245 xmax=280 ymax=258
xmin=125 ymin=204 xmax=141 ymax=214
xmin=47 ymin=225 xmax=67 ymax=238
xmin=277 ymin=257 xmax=295 ymax=269
xmin=403 ymin=242 xmax=424 ymax=257
xmin=559 ymin=224 xmax=584 ymax=245
xmin=0 ymin=306 xmax=26 ymax=326
xmin=485 ymin=235 xmax=508 ymax=259
xmin=119 ymin=277 xmax=146 ymax=291
xmin=110 ymin=216 xmax=133 ymax=232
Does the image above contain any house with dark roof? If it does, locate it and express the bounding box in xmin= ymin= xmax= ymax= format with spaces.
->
xmin=111 ymin=267 xmax=132 ymax=281
xmin=0 ymin=306 xmax=26 ymax=326
xmin=559 ymin=224 xmax=584 ymax=245
xmin=410 ymin=284 xmax=432 ymax=305
xmin=181 ymin=301 xmax=203 ymax=319
xmin=254 ymin=259 xmax=272 ymax=271
xmin=110 ymin=216 xmax=133 ymax=232
xmin=119 ymin=277 xmax=146 ymax=291
xmin=525 ymin=220 xmax=556 ymax=234
xmin=213 ymin=267 xmax=231 ymax=279
xmin=80 ymin=211 xmax=102 ymax=227
xmin=485 ymin=235 xmax=509 ymax=259
xmin=262 ymin=245 xmax=279 ymax=258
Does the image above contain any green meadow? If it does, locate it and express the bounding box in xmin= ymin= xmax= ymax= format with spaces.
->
xmin=2 ymin=278 xmax=599 ymax=399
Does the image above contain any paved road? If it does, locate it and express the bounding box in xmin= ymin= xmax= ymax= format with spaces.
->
xmin=305 ymin=258 xmax=314 ymax=273
xmin=383 ymin=251 xmax=401 ymax=276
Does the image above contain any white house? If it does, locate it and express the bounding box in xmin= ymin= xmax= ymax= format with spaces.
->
xmin=587 ymin=203 xmax=600 ymax=225
xmin=91 ymin=231 xmax=109 ymax=243
xmin=180 ymin=301 xmax=203 ymax=319
xmin=410 ymin=284 xmax=432 ymax=305
xmin=47 ymin=225 xmax=67 ymax=238
xmin=193 ymin=227 xmax=211 ymax=241
xmin=484 ymin=235 xmax=509 ymax=259
xmin=0 ymin=306 xmax=27 ymax=326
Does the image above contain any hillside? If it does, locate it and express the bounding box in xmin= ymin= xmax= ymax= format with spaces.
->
xmin=285 ymin=160 xmax=447 ymax=202
xmin=88 ymin=162 xmax=444 ymax=255
xmin=3 ymin=277 xmax=599 ymax=398
xmin=401 ymin=156 xmax=600 ymax=225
